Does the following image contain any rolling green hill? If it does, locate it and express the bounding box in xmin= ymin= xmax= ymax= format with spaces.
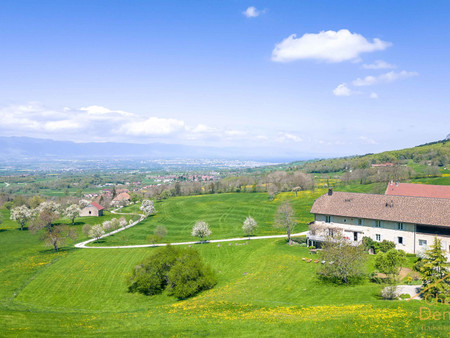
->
xmin=1 ymin=189 xmax=449 ymax=336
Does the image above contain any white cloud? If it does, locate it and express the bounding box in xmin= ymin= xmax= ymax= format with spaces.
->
xmin=369 ymin=92 xmax=379 ymax=99
xmin=362 ymin=60 xmax=396 ymax=70
xmin=119 ymin=117 xmax=185 ymax=136
xmin=271 ymin=29 xmax=391 ymax=63
xmin=44 ymin=120 xmax=81 ymax=131
xmin=242 ymin=6 xmax=264 ymax=18
xmin=278 ymin=132 xmax=303 ymax=143
xmin=333 ymin=83 xmax=353 ymax=96
xmin=190 ymin=124 xmax=217 ymax=133
xmin=359 ymin=136 xmax=377 ymax=144
xmin=353 ymin=70 xmax=418 ymax=87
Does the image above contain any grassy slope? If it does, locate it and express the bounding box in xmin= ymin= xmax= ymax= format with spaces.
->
xmin=1 ymin=189 xmax=449 ymax=336
xmin=95 ymin=190 xmax=325 ymax=246
xmin=1 ymin=238 xmax=448 ymax=336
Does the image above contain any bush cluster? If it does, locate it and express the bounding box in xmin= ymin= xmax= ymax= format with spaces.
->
xmin=128 ymin=246 xmax=217 ymax=299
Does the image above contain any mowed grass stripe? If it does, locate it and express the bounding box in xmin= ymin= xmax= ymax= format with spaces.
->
xmin=95 ymin=192 xmax=320 ymax=246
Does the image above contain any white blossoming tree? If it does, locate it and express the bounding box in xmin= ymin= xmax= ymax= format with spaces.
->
xmin=192 ymin=221 xmax=212 ymax=242
xmin=64 ymin=204 xmax=81 ymax=225
xmin=10 ymin=205 xmax=33 ymax=230
xmin=119 ymin=217 xmax=127 ymax=228
xmin=243 ymin=216 xmax=258 ymax=236
xmin=89 ymin=224 xmax=105 ymax=241
xmin=102 ymin=220 xmax=113 ymax=232
xmin=140 ymin=200 xmax=156 ymax=216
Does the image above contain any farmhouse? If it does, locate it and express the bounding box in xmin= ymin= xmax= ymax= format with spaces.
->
xmin=80 ymin=202 xmax=105 ymax=217
xmin=112 ymin=192 xmax=131 ymax=205
xmin=308 ymin=189 xmax=450 ymax=255
xmin=385 ymin=182 xmax=450 ymax=199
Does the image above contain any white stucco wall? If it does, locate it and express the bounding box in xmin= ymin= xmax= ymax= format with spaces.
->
xmin=313 ymin=214 xmax=450 ymax=254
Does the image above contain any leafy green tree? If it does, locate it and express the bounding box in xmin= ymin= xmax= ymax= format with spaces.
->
xmin=128 ymin=246 xmax=216 ymax=299
xmin=420 ymin=237 xmax=450 ymax=299
xmin=379 ymin=240 xmax=396 ymax=253
xmin=375 ymin=249 xmax=407 ymax=282
xmin=167 ymin=249 xmax=217 ymax=299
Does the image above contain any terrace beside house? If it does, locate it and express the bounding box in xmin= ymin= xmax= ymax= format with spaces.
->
xmin=308 ymin=189 xmax=450 ymax=256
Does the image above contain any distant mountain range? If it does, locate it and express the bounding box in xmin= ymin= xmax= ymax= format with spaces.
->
xmin=0 ymin=136 xmax=314 ymax=162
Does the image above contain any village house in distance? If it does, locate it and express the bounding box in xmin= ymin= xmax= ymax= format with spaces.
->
xmin=79 ymin=202 xmax=105 ymax=217
xmin=308 ymin=183 xmax=450 ymax=256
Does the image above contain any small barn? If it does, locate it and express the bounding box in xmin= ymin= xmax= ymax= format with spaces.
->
xmin=80 ymin=202 xmax=105 ymax=217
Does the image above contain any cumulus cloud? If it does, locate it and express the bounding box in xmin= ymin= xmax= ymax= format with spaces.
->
xmin=369 ymin=92 xmax=379 ymax=99
xmin=119 ymin=117 xmax=185 ymax=136
xmin=242 ymin=6 xmax=264 ymax=18
xmin=333 ymin=83 xmax=353 ymax=96
xmin=271 ymin=29 xmax=391 ymax=63
xmin=362 ymin=60 xmax=396 ymax=70
xmin=0 ymin=103 xmax=275 ymax=147
xmin=352 ymin=70 xmax=418 ymax=87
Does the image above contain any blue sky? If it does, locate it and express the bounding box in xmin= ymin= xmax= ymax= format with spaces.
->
xmin=0 ymin=0 xmax=449 ymax=157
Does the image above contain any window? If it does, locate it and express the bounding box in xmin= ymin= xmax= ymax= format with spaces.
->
xmin=353 ymin=232 xmax=358 ymax=241
xmin=325 ymin=216 xmax=331 ymax=223
xmin=89 ymin=211 xmax=91 ymax=215
xmin=358 ymin=219 xmax=363 ymax=225
xmin=397 ymin=222 xmax=404 ymax=230
xmin=398 ymin=237 xmax=403 ymax=245
xmin=343 ymin=219 xmax=347 ymax=223
xmin=419 ymin=240 xmax=427 ymax=246
xmin=376 ymin=234 xmax=381 ymax=241
xmin=374 ymin=220 xmax=381 ymax=228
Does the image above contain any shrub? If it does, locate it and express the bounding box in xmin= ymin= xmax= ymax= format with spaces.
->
xmin=381 ymin=285 xmax=397 ymax=300
xmin=399 ymin=293 xmax=410 ymax=300
xmin=128 ymin=246 xmax=217 ymax=299
xmin=379 ymin=240 xmax=395 ymax=253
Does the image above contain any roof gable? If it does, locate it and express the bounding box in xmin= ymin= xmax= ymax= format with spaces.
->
xmin=89 ymin=202 xmax=105 ymax=210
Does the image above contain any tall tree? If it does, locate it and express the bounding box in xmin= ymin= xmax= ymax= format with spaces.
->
xmin=318 ymin=233 xmax=367 ymax=284
xmin=30 ymin=207 xmax=76 ymax=251
xmin=274 ymin=201 xmax=296 ymax=245
xmin=64 ymin=204 xmax=81 ymax=226
xmin=420 ymin=237 xmax=450 ymax=299
xmin=10 ymin=205 xmax=33 ymax=230
xmin=375 ymin=249 xmax=407 ymax=282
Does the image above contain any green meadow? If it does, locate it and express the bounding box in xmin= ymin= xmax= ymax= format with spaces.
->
xmin=1 ymin=189 xmax=449 ymax=336
xmin=95 ymin=191 xmax=323 ymax=246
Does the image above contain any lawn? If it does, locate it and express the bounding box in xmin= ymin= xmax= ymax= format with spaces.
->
xmin=1 ymin=235 xmax=448 ymax=336
xmin=1 ymin=190 xmax=449 ymax=336
xmin=91 ymin=191 xmax=325 ymax=246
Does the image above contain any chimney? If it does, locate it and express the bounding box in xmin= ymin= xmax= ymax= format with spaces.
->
xmin=328 ymin=188 xmax=333 ymax=196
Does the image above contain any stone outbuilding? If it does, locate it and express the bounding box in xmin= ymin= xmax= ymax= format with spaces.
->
xmin=80 ymin=202 xmax=105 ymax=217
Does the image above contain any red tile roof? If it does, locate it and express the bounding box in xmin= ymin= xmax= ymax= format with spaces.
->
xmin=310 ymin=191 xmax=450 ymax=227
xmin=90 ymin=202 xmax=105 ymax=210
xmin=385 ymin=183 xmax=450 ymax=199
xmin=113 ymin=192 xmax=131 ymax=201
